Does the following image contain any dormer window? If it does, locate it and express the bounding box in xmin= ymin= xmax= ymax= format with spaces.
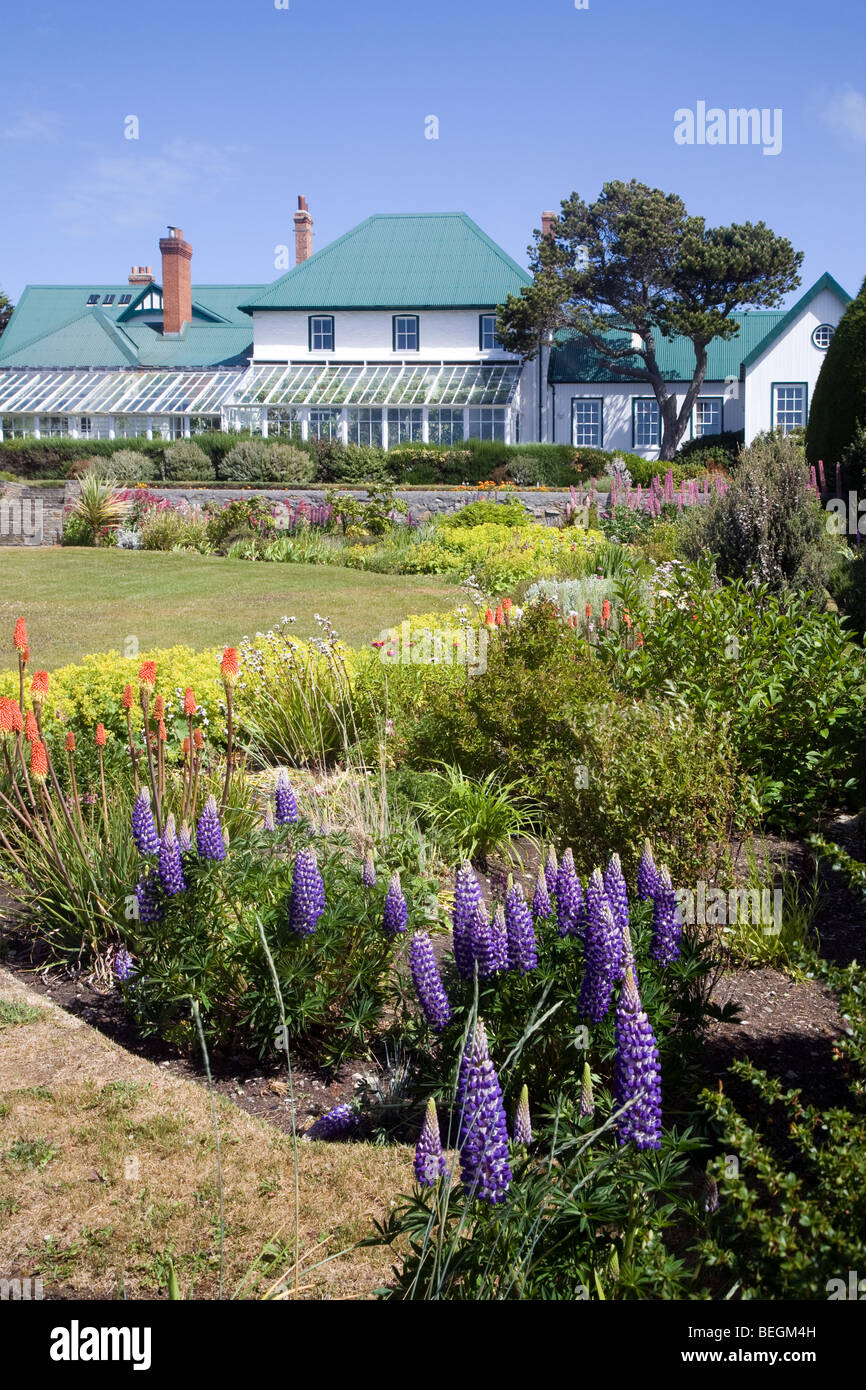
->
xmin=118 ymin=294 xmax=132 ymax=305
xmin=309 ymin=315 xmax=334 ymax=351
xmin=393 ymin=315 xmax=419 ymax=352
xmin=102 ymin=294 xmax=115 ymax=306
xmin=86 ymin=294 xmax=100 ymax=305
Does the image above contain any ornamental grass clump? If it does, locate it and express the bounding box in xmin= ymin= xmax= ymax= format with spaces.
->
xmin=409 ymin=931 xmax=452 ymax=1031
xmin=457 ymin=1019 xmax=512 ymax=1205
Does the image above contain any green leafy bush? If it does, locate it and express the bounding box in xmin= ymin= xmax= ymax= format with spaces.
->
xmin=440 ymin=499 xmax=531 ymax=528
xmin=675 ymin=429 xmax=743 ymax=471
xmin=60 ymin=511 xmax=96 ymax=546
xmin=806 ymin=274 xmax=866 ymax=466
xmin=86 ymin=449 xmax=156 ymax=484
xmin=216 ymin=439 xmax=271 ymax=483
xmin=267 ymin=443 xmax=316 ymax=485
xmin=162 ymin=440 xmax=215 ymax=482
xmin=678 ymin=430 xmax=833 ymax=595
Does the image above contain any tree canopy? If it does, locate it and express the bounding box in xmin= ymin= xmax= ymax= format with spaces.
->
xmin=497 ymin=180 xmax=803 ymax=459
xmin=0 ymin=286 xmax=12 ymax=340
xmin=806 ymin=275 xmax=866 ymax=467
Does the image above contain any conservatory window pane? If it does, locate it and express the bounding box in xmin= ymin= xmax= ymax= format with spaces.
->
xmin=387 ymin=407 xmax=423 ymax=443
xmin=347 ymin=407 xmax=382 ymax=447
xmin=467 ymin=408 xmax=505 ymax=442
xmin=309 ymin=408 xmax=341 ymax=440
xmin=428 ymin=408 xmax=465 ymax=445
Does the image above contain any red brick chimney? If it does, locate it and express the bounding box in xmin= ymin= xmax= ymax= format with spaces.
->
xmin=128 ymin=265 xmax=154 ymax=285
xmin=294 ymin=195 xmax=313 ymax=265
xmin=158 ymin=227 xmax=193 ymax=335
xmin=541 ymin=210 xmax=557 ymax=239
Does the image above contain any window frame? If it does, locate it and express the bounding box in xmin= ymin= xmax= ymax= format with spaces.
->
xmin=811 ymin=323 xmax=835 ymax=350
xmin=770 ymin=381 xmax=808 ymax=434
xmin=86 ymin=294 xmax=100 ymax=306
xmin=692 ymin=396 xmax=724 ymax=438
xmin=308 ymin=315 xmax=335 ymax=352
xmin=631 ymin=397 xmax=661 ymax=450
xmin=570 ymin=396 xmax=604 ymax=448
xmin=479 ymin=313 xmax=501 ymax=351
xmin=392 ymin=314 xmax=420 ymax=353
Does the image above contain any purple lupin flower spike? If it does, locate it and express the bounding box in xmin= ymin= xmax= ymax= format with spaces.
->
xmin=650 ymin=864 xmax=682 ymax=966
xmin=457 ymin=1020 xmax=512 ymax=1205
xmin=579 ymin=868 xmax=623 ymax=1022
xmin=544 ymin=846 xmax=559 ymax=894
xmin=383 ymin=870 xmax=408 ymax=936
xmin=637 ymin=839 xmax=659 ymax=901
xmin=409 ymin=931 xmax=451 ymax=1030
xmin=470 ymin=900 xmax=496 ymax=979
xmin=452 ymin=862 xmax=484 ymax=981
xmin=114 ymin=947 xmax=134 ymax=982
xmin=414 ymin=1097 xmax=448 ymax=1186
xmin=178 ymin=821 xmax=192 ymax=853
xmin=362 ymin=848 xmax=376 ymax=888
xmin=513 ymin=1084 xmax=533 ymax=1145
xmin=555 ymin=848 xmax=584 ymax=938
xmin=275 ymin=768 xmax=299 ymax=825
xmin=490 ymin=904 xmax=509 ymax=973
xmin=262 ymin=803 xmax=276 ymax=833
xmin=579 ymin=1061 xmax=595 ymax=1117
xmin=289 ymin=846 xmax=326 ymax=937
xmin=134 ymin=867 xmax=163 ymax=923
xmin=505 ymin=880 xmax=537 ymax=973
xmin=614 ymin=967 xmax=662 ymax=1150
xmin=196 ymin=795 xmax=226 ymax=862
xmin=604 ymin=851 xmax=630 ymax=937
xmin=158 ymin=815 xmax=186 ymax=897
xmin=531 ymin=866 xmax=551 ymax=921
xmin=131 ymin=786 xmax=159 ymax=857
xmin=305 ymin=1102 xmax=358 ymax=1141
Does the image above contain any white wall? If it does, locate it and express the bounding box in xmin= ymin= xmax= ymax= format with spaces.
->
xmin=252 ymin=308 xmax=515 ymax=362
xmin=744 ymin=288 xmax=847 ymax=442
xmin=547 ymin=382 xmax=744 ymax=455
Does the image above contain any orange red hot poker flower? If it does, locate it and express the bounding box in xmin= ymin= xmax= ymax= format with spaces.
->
xmin=13 ymin=618 xmax=27 ymax=653
xmin=138 ymin=661 xmax=157 ymax=691
xmin=183 ymin=688 xmax=196 ymax=716
xmin=152 ymin=695 xmax=164 ymax=721
xmin=95 ymin=724 xmax=107 ymax=747
xmin=30 ymin=740 xmax=48 ymax=784
xmin=0 ymin=697 xmax=13 ymax=733
xmin=65 ymin=731 xmax=76 ymax=752
xmin=122 ymin=683 xmax=134 ymax=710
xmin=30 ymin=671 xmax=49 ymax=704
xmin=24 ymin=711 xmax=38 ymax=744
xmin=220 ymin=648 xmax=239 ymax=688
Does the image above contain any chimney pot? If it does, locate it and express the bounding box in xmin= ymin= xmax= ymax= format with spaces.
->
xmin=129 ymin=264 xmax=155 ymax=286
xmin=159 ymin=227 xmax=193 ymax=334
xmin=293 ymin=195 xmax=313 ymax=265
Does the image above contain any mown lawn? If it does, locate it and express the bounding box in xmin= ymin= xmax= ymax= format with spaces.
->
xmin=0 ymin=548 xmax=461 ymax=668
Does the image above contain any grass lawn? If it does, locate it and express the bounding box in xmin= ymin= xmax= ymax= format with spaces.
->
xmin=0 ymin=547 xmax=461 ymax=669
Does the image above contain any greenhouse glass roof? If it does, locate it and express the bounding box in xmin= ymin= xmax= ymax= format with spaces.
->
xmin=227 ymin=362 xmax=521 ymax=408
xmin=0 ymin=368 xmax=241 ymax=416
xmin=0 ymin=361 xmax=521 ymax=416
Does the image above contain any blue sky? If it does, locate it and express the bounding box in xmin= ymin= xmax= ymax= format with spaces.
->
xmin=1 ymin=0 xmax=864 ymax=305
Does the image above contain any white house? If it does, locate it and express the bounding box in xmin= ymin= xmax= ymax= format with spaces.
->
xmin=0 ymin=198 xmax=849 ymax=456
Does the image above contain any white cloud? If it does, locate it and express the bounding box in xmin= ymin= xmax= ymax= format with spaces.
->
xmin=822 ymin=87 xmax=866 ymax=142
xmin=1 ymin=112 xmax=62 ymax=142
xmin=51 ymin=139 xmax=250 ymax=235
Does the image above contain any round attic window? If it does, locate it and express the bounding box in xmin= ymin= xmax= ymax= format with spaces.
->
xmin=812 ymin=323 xmax=835 ymax=350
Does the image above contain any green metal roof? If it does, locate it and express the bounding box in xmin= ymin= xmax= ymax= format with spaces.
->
xmin=0 ymin=283 xmax=264 ymax=369
xmin=241 ymin=214 xmax=532 ymax=312
xmin=548 ymin=274 xmax=850 ymax=384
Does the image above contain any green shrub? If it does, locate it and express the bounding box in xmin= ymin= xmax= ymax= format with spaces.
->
xmin=505 ymin=453 xmax=554 ymax=486
xmin=829 ymin=544 xmax=866 ymax=641
xmin=678 ymin=430 xmax=833 ymax=595
xmin=0 ymin=436 xmax=164 ymax=480
xmin=440 ymin=499 xmax=531 ymax=528
xmin=162 ymin=439 xmax=215 ymax=482
xmin=86 ymin=450 xmax=156 ymax=484
xmin=217 ymin=439 xmax=272 ymax=482
xmin=806 ymin=274 xmax=866 ymax=466
xmin=267 ymin=443 xmax=316 ymax=485
xmin=385 ymin=446 xmax=474 ymax=484
xmin=675 ymin=429 xmax=743 ymax=472
xmin=138 ymin=504 xmax=208 ymax=552
xmin=60 ymin=512 xmax=95 ymax=546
